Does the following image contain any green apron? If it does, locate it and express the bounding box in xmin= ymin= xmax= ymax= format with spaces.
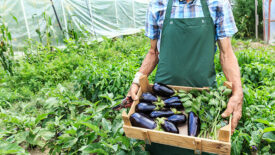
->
xmin=146 ymin=0 xmax=216 ymax=154
xmin=155 ymin=0 xmax=216 ymax=87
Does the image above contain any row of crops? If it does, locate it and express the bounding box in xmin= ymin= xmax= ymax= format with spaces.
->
xmin=0 ymin=32 xmax=274 ymax=154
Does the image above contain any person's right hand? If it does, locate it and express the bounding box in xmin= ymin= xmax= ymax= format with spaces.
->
xmin=128 ymin=83 xmax=139 ymax=101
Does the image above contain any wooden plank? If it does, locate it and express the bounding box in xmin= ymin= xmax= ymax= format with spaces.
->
xmin=139 ymin=75 xmax=151 ymax=92
xmin=167 ymin=85 xmax=209 ymax=91
xmin=127 ymin=88 xmax=142 ymax=117
xmin=218 ymin=124 xmax=231 ymax=142
xmin=123 ymin=125 xmax=231 ymax=155
xmin=142 ymin=131 xmax=151 ymax=144
xmin=122 ymin=111 xmax=131 ymax=126
xmin=223 ymin=81 xmax=232 ymax=89
xmin=195 ymin=139 xmax=202 ymax=154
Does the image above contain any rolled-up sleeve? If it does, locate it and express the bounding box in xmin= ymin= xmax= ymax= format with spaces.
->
xmin=215 ymin=0 xmax=238 ymax=39
xmin=145 ymin=1 xmax=160 ymax=40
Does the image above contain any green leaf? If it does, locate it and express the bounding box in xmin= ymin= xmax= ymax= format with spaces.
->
xmin=254 ymin=119 xmax=274 ymax=127
xmin=0 ymin=141 xmax=27 ymax=154
xmin=80 ymin=144 xmax=107 ymax=155
xmin=15 ymin=131 xmax=29 ymax=144
xmin=38 ymin=129 xmax=55 ymax=141
xmin=183 ymin=100 xmax=192 ymax=107
xmin=10 ymin=14 xmax=18 ymax=24
xmin=35 ymin=113 xmax=48 ymax=124
xmin=262 ymin=132 xmax=275 ymax=143
xmin=102 ymin=118 xmax=112 ymax=131
xmin=81 ymin=122 xmax=99 ymax=132
xmin=263 ymin=127 xmax=275 ymax=133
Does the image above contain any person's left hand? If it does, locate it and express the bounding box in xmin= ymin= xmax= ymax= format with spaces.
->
xmin=221 ymin=94 xmax=243 ymax=134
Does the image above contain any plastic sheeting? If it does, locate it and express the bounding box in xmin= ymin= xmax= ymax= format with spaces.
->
xmin=263 ymin=0 xmax=275 ymax=44
xmin=0 ymin=0 xmax=150 ymax=51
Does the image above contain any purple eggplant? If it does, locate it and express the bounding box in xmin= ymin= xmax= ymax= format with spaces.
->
xmin=164 ymin=96 xmax=183 ymax=109
xmin=152 ymin=83 xmax=174 ymax=97
xmin=164 ymin=96 xmax=181 ymax=104
xmin=150 ymin=110 xmax=174 ymax=118
xmin=141 ymin=93 xmax=157 ymax=102
xmin=130 ymin=113 xmax=157 ymax=129
xmin=162 ymin=120 xmax=179 ymax=134
xmin=165 ymin=102 xmax=183 ymax=109
xmin=167 ymin=114 xmax=186 ymax=125
xmin=188 ymin=112 xmax=200 ymax=137
xmin=156 ymin=118 xmax=179 ymax=134
xmin=136 ymin=102 xmax=156 ymax=113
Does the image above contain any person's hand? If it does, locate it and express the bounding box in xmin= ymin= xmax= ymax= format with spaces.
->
xmin=221 ymin=94 xmax=243 ymax=134
xmin=127 ymin=83 xmax=140 ymax=101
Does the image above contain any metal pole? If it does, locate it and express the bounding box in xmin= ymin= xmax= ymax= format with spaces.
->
xmin=268 ymin=0 xmax=272 ymax=43
xmin=263 ymin=0 xmax=266 ymax=41
xmin=50 ymin=0 xmax=63 ymax=31
xmin=132 ymin=0 xmax=136 ymax=28
xmin=20 ymin=0 xmax=31 ymax=39
xmin=61 ymin=0 xmax=69 ymax=39
xmin=86 ymin=0 xmax=98 ymax=40
xmin=255 ymin=0 xmax=258 ymax=39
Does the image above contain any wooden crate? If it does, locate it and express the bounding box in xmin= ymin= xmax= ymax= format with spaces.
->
xmin=122 ymin=75 xmax=232 ymax=155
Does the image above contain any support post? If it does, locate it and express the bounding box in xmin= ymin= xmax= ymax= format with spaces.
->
xmin=20 ymin=0 xmax=31 ymax=39
xmin=255 ymin=0 xmax=259 ymax=39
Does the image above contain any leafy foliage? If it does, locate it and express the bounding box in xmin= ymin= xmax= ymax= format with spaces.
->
xmin=233 ymin=0 xmax=263 ymax=38
xmin=0 ymin=17 xmax=14 ymax=76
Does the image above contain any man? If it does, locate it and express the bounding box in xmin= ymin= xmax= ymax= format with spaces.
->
xmin=129 ymin=0 xmax=243 ymax=154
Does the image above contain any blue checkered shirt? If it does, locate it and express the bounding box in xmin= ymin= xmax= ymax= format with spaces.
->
xmin=145 ymin=0 xmax=238 ymax=48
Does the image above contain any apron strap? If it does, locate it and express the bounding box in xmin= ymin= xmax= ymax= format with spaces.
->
xmin=200 ymin=0 xmax=211 ymax=18
xmin=163 ymin=0 xmax=173 ymax=32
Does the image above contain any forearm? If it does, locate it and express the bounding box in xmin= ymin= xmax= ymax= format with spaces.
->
xmin=138 ymin=39 xmax=159 ymax=76
xmin=218 ymin=38 xmax=243 ymax=96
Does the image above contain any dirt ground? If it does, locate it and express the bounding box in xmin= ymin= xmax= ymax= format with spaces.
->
xmin=28 ymin=148 xmax=50 ymax=155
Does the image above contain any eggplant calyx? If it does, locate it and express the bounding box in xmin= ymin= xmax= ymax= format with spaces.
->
xmin=156 ymin=117 xmax=166 ymax=125
xmin=155 ymin=124 xmax=164 ymax=131
xmin=171 ymin=108 xmax=182 ymax=114
xmin=153 ymin=97 xmax=165 ymax=110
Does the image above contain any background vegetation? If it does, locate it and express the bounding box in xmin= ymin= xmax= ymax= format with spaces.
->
xmin=233 ymin=0 xmax=263 ymax=39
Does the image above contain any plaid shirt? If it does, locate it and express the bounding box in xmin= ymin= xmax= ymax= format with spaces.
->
xmin=145 ymin=0 xmax=238 ymax=47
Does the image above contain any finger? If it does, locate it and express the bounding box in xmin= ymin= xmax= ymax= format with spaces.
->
xmin=231 ymin=112 xmax=240 ymax=134
xmin=126 ymin=91 xmax=131 ymax=97
xmin=131 ymin=90 xmax=138 ymax=100
xmin=221 ymin=104 xmax=233 ymax=118
xmin=130 ymin=87 xmax=138 ymax=100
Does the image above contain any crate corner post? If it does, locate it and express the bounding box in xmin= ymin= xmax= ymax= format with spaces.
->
xmin=223 ymin=81 xmax=233 ymax=89
xmin=139 ymin=75 xmax=152 ymax=92
xmin=218 ymin=124 xmax=231 ymax=142
xmin=122 ymin=110 xmax=131 ymax=126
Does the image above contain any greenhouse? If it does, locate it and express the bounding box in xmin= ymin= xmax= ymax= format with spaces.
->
xmin=0 ymin=0 xmax=274 ymax=155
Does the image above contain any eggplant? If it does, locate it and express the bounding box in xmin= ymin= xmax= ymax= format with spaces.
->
xmin=136 ymin=102 xmax=156 ymax=113
xmin=163 ymin=96 xmax=183 ymax=109
xmin=167 ymin=114 xmax=186 ymax=125
xmin=150 ymin=110 xmax=174 ymax=118
xmin=141 ymin=92 xmax=157 ymax=102
xmin=152 ymin=83 xmax=174 ymax=97
xmin=162 ymin=120 xmax=179 ymax=134
xmin=164 ymin=96 xmax=181 ymax=104
xmin=130 ymin=113 xmax=157 ymax=129
xmin=188 ymin=112 xmax=200 ymax=137
xmin=165 ymin=102 xmax=183 ymax=109
xmin=156 ymin=118 xmax=179 ymax=134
